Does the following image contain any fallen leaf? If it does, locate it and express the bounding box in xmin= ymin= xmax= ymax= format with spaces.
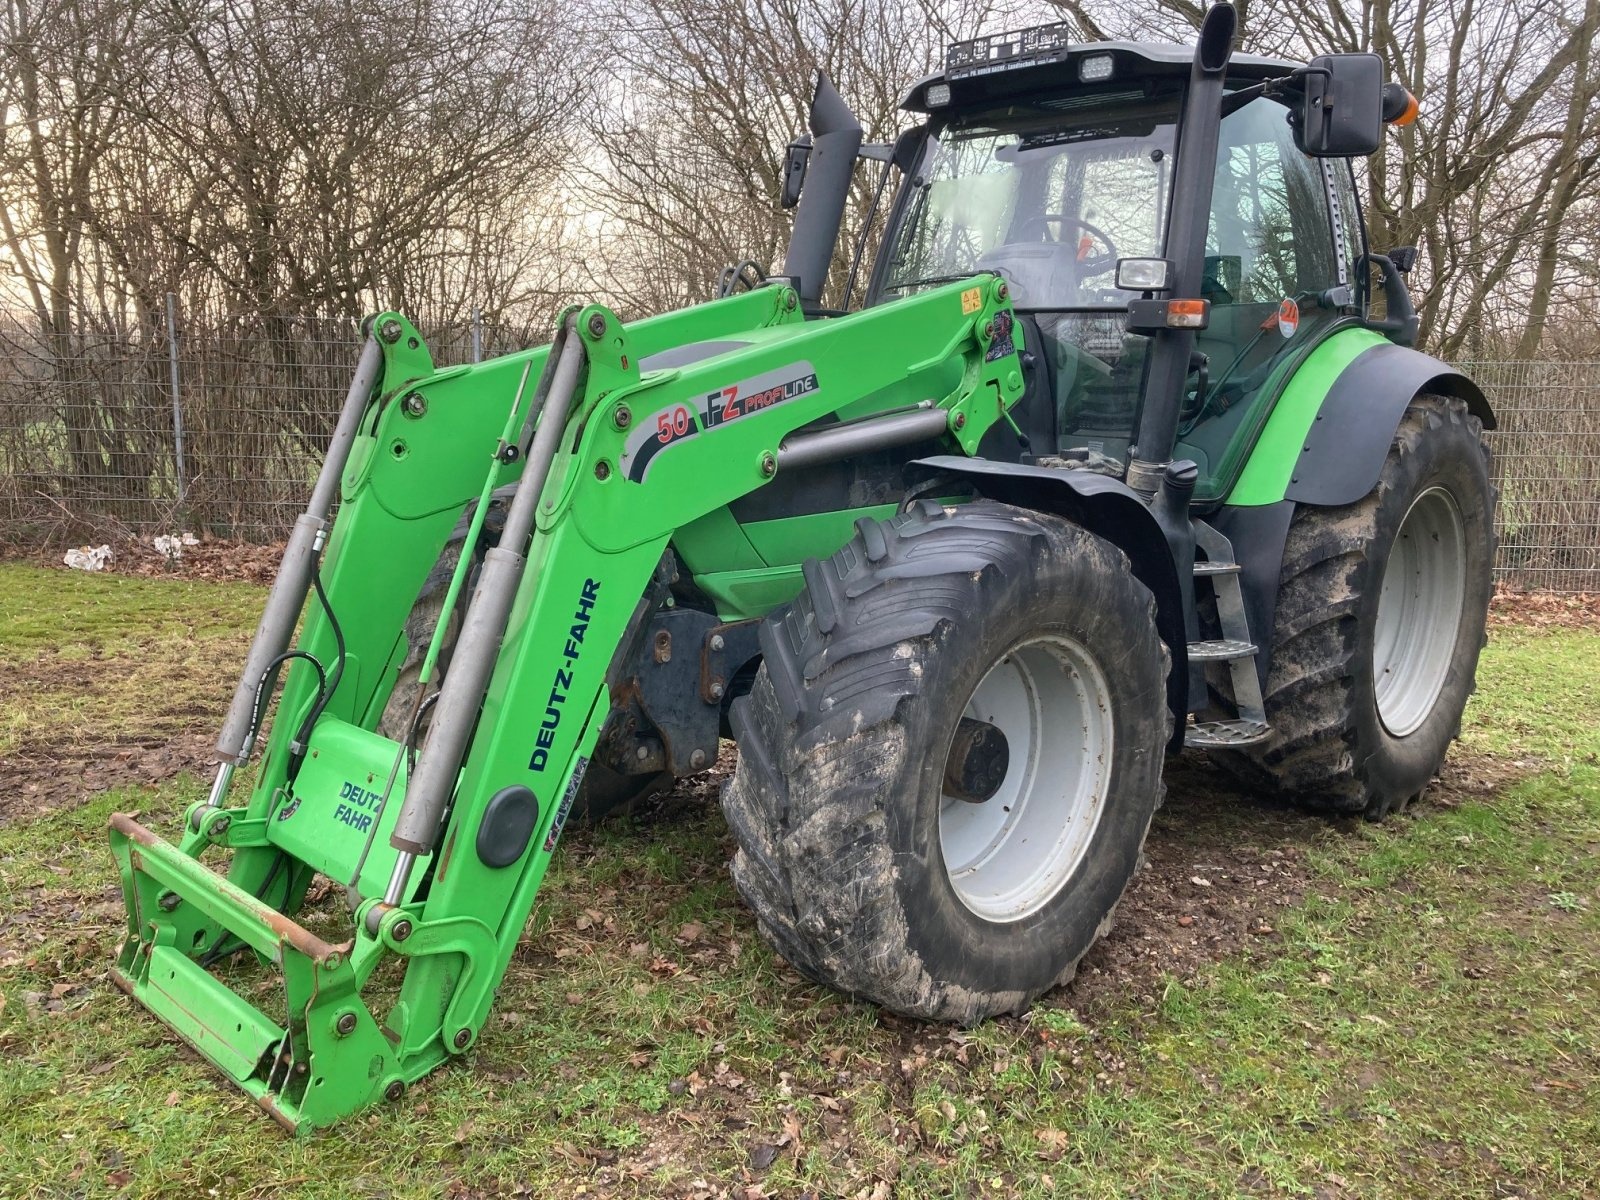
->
xmin=1036 ymin=1128 xmax=1071 ymax=1161
xmin=749 ymin=1142 xmax=781 ymax=1171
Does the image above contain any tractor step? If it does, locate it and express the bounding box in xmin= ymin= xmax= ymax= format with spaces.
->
xmin=1187 ymin=638 xmax=1257 ymax=662
xmin=1185 ymin=718 xmax=1271 ymax=747
xmin=1187 ymin=523 xmax=1271 ymax=750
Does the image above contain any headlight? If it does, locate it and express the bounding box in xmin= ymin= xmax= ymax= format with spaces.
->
xmin=1115 ymin=257 xmax=1173 ymax=292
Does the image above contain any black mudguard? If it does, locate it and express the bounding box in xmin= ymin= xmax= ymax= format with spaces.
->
xmin=905 ymin=455 xmax=1190 ymax=746
xmin=1287 ymin=343 xmax=1494 ymax=508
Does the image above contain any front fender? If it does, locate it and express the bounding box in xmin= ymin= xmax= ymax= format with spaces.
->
xmin=904 ymin=456 xmax=1189 ymax=745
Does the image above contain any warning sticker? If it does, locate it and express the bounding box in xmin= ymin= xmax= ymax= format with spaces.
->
xmin=961 ymin=286 xmax=983 ymax=315
xmin=1277 ymin=297 xmax=1300 ymax=338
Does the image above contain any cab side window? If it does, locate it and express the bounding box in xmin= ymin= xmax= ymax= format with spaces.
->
xmin=1207 ymin=100 xmax=1338 ymax=302
xmin=1183 ymin=98 xmax=1342 ymax=496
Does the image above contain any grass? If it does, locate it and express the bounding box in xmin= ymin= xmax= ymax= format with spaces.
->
xmin=0 ymin=563 xmax=1597 ymax=1197
xmin=0 ymin=565 xmax=261 ymax=759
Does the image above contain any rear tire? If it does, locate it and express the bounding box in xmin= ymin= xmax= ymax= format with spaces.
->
xmin=1217 ymin=394 xmax=1495 ymax=819
xmin=722 ymin=500 xmax=1170 ymax=1023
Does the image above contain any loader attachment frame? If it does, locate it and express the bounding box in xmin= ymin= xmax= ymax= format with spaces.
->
xmin=108 ymin=276 xmax=1025 ymax=1131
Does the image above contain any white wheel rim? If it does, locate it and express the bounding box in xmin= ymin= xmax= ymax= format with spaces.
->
xmin=938 ymin=634 xmax=1114 ymax=923
xmin=1373 ymin=486 xmax=1468 ymax=738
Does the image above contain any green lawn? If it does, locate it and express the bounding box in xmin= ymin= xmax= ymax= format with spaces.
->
xmin=0 ymin=562 xmax=1596 ymax=1198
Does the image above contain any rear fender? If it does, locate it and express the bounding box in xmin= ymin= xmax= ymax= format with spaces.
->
xmin=904 ymin=456 xmax=1189 ymax=746
xmin=1240 ymin=343 xmax=1494 ymax=509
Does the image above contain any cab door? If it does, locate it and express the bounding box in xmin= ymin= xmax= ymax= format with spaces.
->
xmin=1178 ymin=96 xmax=1351 ymax=498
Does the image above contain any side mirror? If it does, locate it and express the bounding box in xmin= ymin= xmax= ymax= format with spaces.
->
xmin=890 ymin=125 xmax=927 ymax=173
xmin=1292 ymin=53 xmax=1384 ymax=157
xmin=780 ymin=135 xmax=812 ymax=209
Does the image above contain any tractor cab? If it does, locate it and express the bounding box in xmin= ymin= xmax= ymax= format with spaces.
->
xmin=862 ymin=34 xmax=1385 ymax=503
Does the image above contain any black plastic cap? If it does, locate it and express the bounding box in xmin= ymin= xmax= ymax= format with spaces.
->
xmin=477 ymin=786 xmax=540 ymax=868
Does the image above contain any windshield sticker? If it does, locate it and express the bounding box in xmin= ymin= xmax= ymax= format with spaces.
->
xmin=620 ymin=361 xmax=819 ymax=483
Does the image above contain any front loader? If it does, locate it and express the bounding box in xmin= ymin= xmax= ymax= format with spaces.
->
xmin=108 ymin=4 xmax=1497 ymax=1131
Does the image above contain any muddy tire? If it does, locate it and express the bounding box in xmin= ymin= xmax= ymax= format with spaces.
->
xmin=378 ymin=540 xmax=466 ymax=747
xmin=721 ymin=499 xmax=1170 ymax=1023
xmin=378 ymin=506 xmax=657 ymax=822
xmin=1216 ymin=394 xmax=1495 ymax=819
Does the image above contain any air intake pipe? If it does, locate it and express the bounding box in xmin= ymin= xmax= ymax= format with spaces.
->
xmin=781 ymin=73 xmax=863 ymax=312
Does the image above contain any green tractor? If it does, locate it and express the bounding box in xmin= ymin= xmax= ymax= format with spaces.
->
xmin=108 ymin=3 xmax=1496 ymax=1131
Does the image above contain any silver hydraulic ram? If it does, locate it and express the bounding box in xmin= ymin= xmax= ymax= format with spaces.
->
xmin=199 ymin=334 xmax=385 ymax=817
xmin=382 ymin=321 xmax=587 ymax=905
xmin=777 ymin=403 xmax=948 ymax=471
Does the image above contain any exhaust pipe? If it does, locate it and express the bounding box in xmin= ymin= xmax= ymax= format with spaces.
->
xmin=781 ymin=73 xmax=863 ymax=312
xmin=1128 ymin=2 xmax=1237 ymax=494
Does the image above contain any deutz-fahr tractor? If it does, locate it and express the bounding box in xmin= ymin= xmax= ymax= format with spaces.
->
xmin=107 ymin=3 xmax=1497 ymax=1131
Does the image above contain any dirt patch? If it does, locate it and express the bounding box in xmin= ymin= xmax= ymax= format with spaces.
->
xmin=556 ymin=744 xmax=1532 ymax=1196
xmin=0 ymin=644 xmax=238 ymax=822
xmin=0 ymin=731 xmax=218 ymax=823
xmin=1064 ymin=754 xmax=1324 ymax=1018
xmin=597 ymin=744 xmax=1523 ymax=1035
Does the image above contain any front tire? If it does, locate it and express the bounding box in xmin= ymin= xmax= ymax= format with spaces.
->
xmin=722 ymin=500 xmax=1170 ymax=1023
xmin=378 ymin=503 xmax=663 ymax=822
xmin=1219 ymin=394 xmax=1495 ymax=819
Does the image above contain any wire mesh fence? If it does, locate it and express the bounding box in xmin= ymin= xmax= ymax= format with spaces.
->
xmin=1455 ymin=360 xmax=1600 ymax=593
xmin=2 ymin=300 xmax=1597 ymax=591
xmin=0 ymin=301 xmax=540 ymax=543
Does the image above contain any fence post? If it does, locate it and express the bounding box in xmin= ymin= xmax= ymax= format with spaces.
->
xmin=471 ymin=306 xmax=483 ymax=363
xmin=164 ymin=292 xmax=188 ymax=511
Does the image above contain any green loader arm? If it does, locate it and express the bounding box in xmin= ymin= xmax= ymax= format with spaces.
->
xmin=108 ymin=275 xmax=1023 ymax=1131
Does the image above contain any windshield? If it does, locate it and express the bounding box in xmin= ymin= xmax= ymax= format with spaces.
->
xmin=880 ymin=96 xmax=1179 ymax=309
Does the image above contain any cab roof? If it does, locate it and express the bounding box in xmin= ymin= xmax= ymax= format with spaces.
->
xmin=901 ymin=39 xmax=1298 ymax=115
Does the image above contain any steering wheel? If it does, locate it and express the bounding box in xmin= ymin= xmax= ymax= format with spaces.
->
xmin=1018 ymin=214 xmax=1119 ymax=274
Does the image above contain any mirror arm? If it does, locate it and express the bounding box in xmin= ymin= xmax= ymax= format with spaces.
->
xmin=1359 ymin=252 xmax=1420 ymax=347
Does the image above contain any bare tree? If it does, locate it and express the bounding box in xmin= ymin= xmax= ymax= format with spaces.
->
xmin=580 ymin=0 xmax=1048 ymax=314
xmin=0 ymin=0 xmax=162 ymax=500
xmin=1055 ymin=0 xmax=1600 ymax=356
